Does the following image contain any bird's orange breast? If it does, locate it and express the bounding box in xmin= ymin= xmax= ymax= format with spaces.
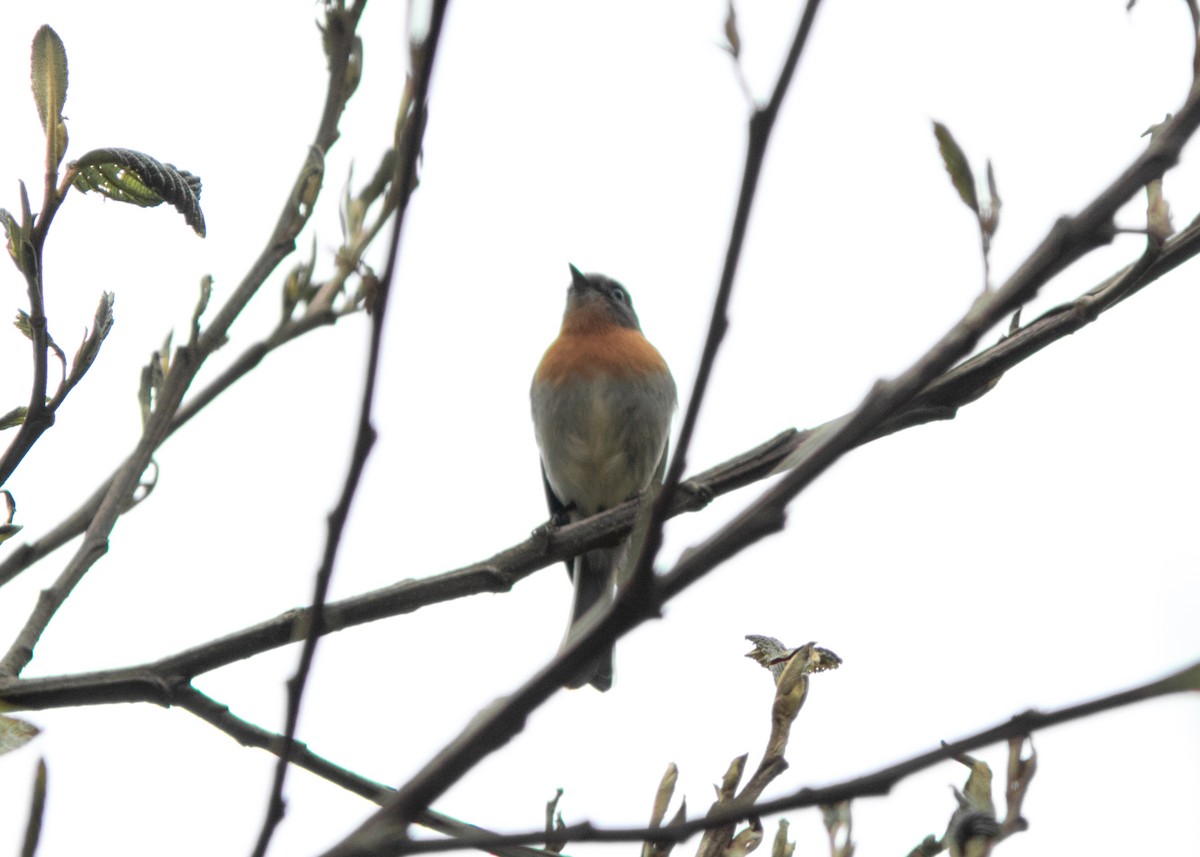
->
xmin=535 ymin=326 xmax=669 ymax=385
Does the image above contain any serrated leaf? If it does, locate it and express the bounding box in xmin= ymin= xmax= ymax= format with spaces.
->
xmin=933 ymin=121 xmax=978 ymax=214
xmin=0 ymin=714 xmax=39 ymax=755
xmin=31 ymin=26 xmax=68 ymax=136
xmin=72 ymin=147 xmax=206 ymax=236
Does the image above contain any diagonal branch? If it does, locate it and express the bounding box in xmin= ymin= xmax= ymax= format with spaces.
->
xmin=3 ymin=195 xmax=1200 ymax=713
xmin=339 ymin=658 xmax=1200 ymax=855
xmin=315 ymin=5 xmax=829 ymax=857
xmin=175 ymin=685 xmax=553 ymax=857
xmin=0 ymin=143 xmax=1196 ymax=712
xmin=315 ymin=36 xmax=1200 ymax=857
xmin=0 ymin=1 xmax=369 ymax=681
xmin=248 ymin=2 xmax=451 ymax=855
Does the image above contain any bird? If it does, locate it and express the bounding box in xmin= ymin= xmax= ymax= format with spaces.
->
xmin=531 ymin=264 xmax=677 ymax=691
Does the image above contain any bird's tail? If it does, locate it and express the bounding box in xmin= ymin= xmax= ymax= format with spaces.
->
xmin=560 ymin=545 xmax=620 ymax=691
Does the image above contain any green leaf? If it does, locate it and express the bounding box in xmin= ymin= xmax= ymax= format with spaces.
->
xmin=2 ymin=191 xmax=36 ymax=275
xmin=932 ymin=120 xmax=978 ymax=214
xmin=983 ymin=158 xmax=1002 ymax=240
xmin=0 ymin=407 xmax=27 ymax=430
xmin=189 ymin=275 xmax=212 ymax=346
xmin=1 ymin=209 xmax=26 ymax=273
xmin=31 ymin=26 xmax=69 ymax=169
xmin=281 ymin=235 xmax=318 ymax=320
xmin=68 ymin=291 xmax=115 ymax=385
xmin=13 ymin=309 xmax=33 ymax=339
xmin=137 ymin=331 xmax=171 ymax=427
xmin=772 ymin=820 xmax=795 ymax=857
xmin=72 ymin=147 xmax=206 ymax=236
xmin=31 ymin=26 xmax=68 ymax=135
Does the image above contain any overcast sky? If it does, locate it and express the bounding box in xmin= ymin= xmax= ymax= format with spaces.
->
xmin=0 ymin=2 xmax=1198 ymax=857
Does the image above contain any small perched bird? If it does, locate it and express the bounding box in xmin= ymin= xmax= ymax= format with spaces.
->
xmin=531 ymin=265 xmax=676 ymax=691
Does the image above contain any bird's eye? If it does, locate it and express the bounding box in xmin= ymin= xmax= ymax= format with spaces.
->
xmin=609 ymin=286 xmax=627 ymax=304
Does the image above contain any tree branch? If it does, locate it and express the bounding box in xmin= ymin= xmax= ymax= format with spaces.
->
xmin=249 ymin=1 xmax=450 ymax=854
xmin=315 ymin=4 xmax=829 ymax=856
xmin=175 ymin=685 xmax=552 ymax=857
xmin=3 ymin=192 xmax=1199 ymax=709
xmin=314 ymin=32 xmax=1200 ymax=857
xmin=0 ymin=0 xmax=369 ymax=681
xmin=331 ymin=658 xmax=1199 ymax=855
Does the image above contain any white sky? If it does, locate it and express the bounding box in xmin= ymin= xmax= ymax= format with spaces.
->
xmin=0 ymin=1 xmax=1198 ymax=856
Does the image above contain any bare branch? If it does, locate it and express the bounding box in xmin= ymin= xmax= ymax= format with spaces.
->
xmin=319 ymin=658 xmax=1198 ymax=855
xmin=316 ymin=4 xmax=829 ymax=855
xmin=176 ymin=686 xmax=552 ymax=857
xmin=248 ymin=2 xmax=450 ymax=854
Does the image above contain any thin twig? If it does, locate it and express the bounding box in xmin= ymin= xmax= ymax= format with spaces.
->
xmin=247 ymin=2 xmax=450 ymax=855
xmin=0 ymin=106 xmax=78 ymax=487
xmin=322 ymin=24 xmax=1200 ymax=856
xmin=0 ymin=0 xmax=366 ymax=681
xmin=175 ymin=685 xmax=552 ymax=857
xmin=2 ymin=196 xmax=1199 ymax=711
xmin=315 ymin=6 xmax=827 ymax=857
xmin=323 ymin=659 xmax=1199 ymax=855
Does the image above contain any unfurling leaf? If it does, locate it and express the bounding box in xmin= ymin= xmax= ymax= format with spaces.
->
xmin=983 ymin=159 xmax=1002 ymax=241
xmin=137 ymin=332 xmax=171 ymax=428
xmin=13 ymin=309 xmax=33 ymax=339
xmin=821 ymin=802 xmax=854 ymax=857
xmin=643 ymin=762 xmax=683 ymax=857
xmin=0 ymin=714 xmax=39 ymax=755
xmin=68 ymin=292 xmax=115 ymax=385
xmin=72 ymin=147 xmax=206 ymax=236
xmin=544 ymin=788 xmax=566 ymax=854
xmin=716 ymin=753 xmax=748 ymax=800
xmin=745 ymin=636 xmax=842 ymax=684
xmin=282 ymin=236 xmax=318 ymax=320
xmin=952 ymin=751 xmax=995 ymax=816
xmin=31 ymin=25 xmax=68 ymax=147
xmin=1 ymin=490 xmax=18 ymax=540
xmin=190 ymin=275 xmax=212 ymax=346
xmin=727 ymin=818 xmax=763 ymax=857
xmin=0 ymin=208 xmax=32 ymax=274
xmin=649 ymin=763 xmax=679 ymax=829
xmin=944 ymin=751 xmax=1001 ymax=857
xmin=933 ymin=121 xmax=978 ymax=214
xmin=771 ymin=820 xmax=795 ymax=857
xmin=723 ymin=0 xmax=742 ymax=59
